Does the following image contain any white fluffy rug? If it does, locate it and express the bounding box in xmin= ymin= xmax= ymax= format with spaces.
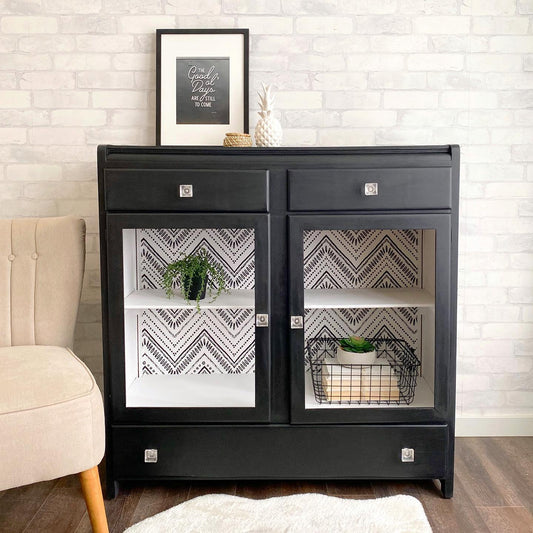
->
xmin=124 ymin=493 xmax=432 ymax=533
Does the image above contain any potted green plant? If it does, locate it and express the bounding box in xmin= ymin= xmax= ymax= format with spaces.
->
xmin=162 ymin=249 xmax=227 ymax=312
xmin=336 ymin=335 xmax=377 ymax=365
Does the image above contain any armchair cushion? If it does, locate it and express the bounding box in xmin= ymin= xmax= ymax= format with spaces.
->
xmin=0 ymin=345 xmax=105 ymax=491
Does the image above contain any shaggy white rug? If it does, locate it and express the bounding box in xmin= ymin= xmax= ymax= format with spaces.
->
xmin=124 ymin=493 xmax=432 ymax=533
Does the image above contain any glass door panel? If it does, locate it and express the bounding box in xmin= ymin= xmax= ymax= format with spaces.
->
xmin=123 ymin=227 xmax=256 ymax=408
xmin=303 ymin=228 xmax=435 ymax=409
xmin=107 ymin=214 xmax=269 ymax=423
xmin=290 ymin=215 xmax=450 ymax=424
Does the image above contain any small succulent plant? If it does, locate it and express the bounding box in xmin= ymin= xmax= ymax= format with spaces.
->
xmin=338 ymin=336 xmax=375 ymax=353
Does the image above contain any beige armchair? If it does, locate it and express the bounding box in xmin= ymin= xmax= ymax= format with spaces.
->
xmin=0 ymin=216 xmax=107 ymax=532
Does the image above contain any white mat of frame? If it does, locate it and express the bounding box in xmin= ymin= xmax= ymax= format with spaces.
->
xmin=124 ymin=493 xmax=432 ymax=533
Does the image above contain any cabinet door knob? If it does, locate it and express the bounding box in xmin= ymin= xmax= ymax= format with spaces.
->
xmin=363 ymin=182 xmax=378 ymax=196
xmin=179 ymin=184 xmax=193 ymax=198
xmin=256 ymin=314 xmax=269 ymax=327
xmin=290 ymin=315 xmax=303 ymax=329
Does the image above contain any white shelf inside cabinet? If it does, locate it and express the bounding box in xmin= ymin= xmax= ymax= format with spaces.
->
xmin=304 ymin=288 xmax=434 ymax=309
xmin=127 ymin=374 xmax=255 ymax=408
xmin=124 ymin=288 xmax=255 ymax=310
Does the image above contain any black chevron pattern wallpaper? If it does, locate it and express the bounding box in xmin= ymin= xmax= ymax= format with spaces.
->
xmin=135 ymin=228 xmax=256 ymax=376
xmin=303 ymin=229 xmax=421 ymax=290
xmin=303 ymin=229 xmax=423 ymax=365
xmin=137 ymin=228 xmax=255 ymax=290
xmin=139 ymin=308 xmax=255 ymax=375
xmin=128 ymin=228 xmax=424 ymax=376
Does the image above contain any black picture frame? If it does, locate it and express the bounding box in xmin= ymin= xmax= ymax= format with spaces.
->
xmin=156 ymin=29 xmax=249 ymax=146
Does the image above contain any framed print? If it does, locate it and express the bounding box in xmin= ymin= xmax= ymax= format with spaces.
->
xmin=156 ymin=29 xmax=249 ymax=146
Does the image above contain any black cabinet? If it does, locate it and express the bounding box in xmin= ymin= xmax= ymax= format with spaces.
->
xmin=98 ymin=145 xmax=459 ymax=498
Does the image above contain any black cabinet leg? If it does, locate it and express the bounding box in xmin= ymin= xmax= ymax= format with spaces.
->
xmin=105 ymin=479 xmax=119 ymax=500
xmin=440 ymin=477 xmax=453 ymax=498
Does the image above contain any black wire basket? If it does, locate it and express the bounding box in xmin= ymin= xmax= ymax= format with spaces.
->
xmin=307 ymin=337 xmax=421 ymax=405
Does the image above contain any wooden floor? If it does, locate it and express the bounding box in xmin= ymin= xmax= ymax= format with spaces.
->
xmin=0 ymin=438 xmax=531 ymax=532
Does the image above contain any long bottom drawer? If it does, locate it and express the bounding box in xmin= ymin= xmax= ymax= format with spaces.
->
xmin=112 ymin=424 xmax=448 ymax=480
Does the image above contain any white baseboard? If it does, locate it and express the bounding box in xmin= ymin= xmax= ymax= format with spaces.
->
xmin=455 ymin=415 xmax=533 ymax=437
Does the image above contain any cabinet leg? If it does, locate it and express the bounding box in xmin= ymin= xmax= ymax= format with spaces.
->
xmin=105 ymin=479 xmax=119 ymax=500
xmin=440 ymin=477 xmax=453 ymax=499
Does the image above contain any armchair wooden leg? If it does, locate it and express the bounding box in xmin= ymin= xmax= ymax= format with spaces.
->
xmin=79 ymin=466 xmax=109 ymax=533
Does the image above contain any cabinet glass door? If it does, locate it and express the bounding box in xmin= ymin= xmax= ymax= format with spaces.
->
xmin=289 ymin=214 xmax=451 ymax=424
xmin=106 ymin=213 xmax=269 ymax=423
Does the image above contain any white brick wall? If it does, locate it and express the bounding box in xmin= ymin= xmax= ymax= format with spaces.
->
xmin=1 ymin=1 xmax=532 ymax=429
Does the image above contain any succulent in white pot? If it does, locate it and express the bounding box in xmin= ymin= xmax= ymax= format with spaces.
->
xmin=336 ymin=336 xmax=378 ymax=365
xmin=254 ymin=83 xmax=282 ymax=147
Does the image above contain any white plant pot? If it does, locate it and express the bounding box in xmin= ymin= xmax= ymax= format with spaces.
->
xmin=336 ymin=347 xmax=378 ymax=365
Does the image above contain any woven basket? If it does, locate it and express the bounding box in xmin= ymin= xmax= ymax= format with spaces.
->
xmin=223 ymin=132 xmax=253 ymax=147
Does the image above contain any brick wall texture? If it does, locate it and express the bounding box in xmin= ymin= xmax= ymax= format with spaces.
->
xmin=1 ymin=0 xmax=532 ymax=420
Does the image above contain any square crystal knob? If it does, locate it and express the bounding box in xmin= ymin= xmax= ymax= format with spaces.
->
xmin=144 ymin=449 xmax=158 ymax=463
xmin=401 ymin=448 xmax=415 ymax=462
xmin=256 ymin=314 xmax=269 ymax=327
xmin=179 ymin=184 xmax=193 ymax=198
xmin=290 ymin=315 xmax=303 ymax=329
xmin=364 ymin=182 xmax=378 ymax=196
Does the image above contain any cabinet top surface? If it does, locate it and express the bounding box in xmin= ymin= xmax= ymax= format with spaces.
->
xmin=101 ymin=144 xmax=456 ymax=159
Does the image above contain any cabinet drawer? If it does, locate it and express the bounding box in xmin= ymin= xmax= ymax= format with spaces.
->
xmin=112 ymin=425 xmax=447 ymax=480
xmin=288 ymin=167 xmax=452 ymax=211
xmin=105 ymin=169 xmax=269 ymax=212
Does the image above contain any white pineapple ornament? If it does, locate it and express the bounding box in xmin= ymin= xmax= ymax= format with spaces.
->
xmin=254 ymin=83 xmax=282 ymax=147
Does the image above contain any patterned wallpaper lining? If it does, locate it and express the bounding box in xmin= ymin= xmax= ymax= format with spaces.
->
xmin=303 ymin=229 xmax=423 ymax=365
xmin=131 ymin=228 xmax=423 ymax=376
xmin=137 ymin=228 xmax=255 ymax=290
xmin=135 ymin=228 xmax=255 ymax=376
xmin=140 ymin=308 xmax=255 ymax=375
xmin=303 ymin=229 xmax=421 ymax=289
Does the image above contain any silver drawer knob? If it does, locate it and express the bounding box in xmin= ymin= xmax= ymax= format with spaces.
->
xmin=179 ymin=184 xmax=193 ymax=197
xmin=144 ymin=449 xmax=158 ymax=463
xmin=364 ymin=182 xmax=378 ymax=196
xmin=401 ymin=448 xmax=414 ymax=462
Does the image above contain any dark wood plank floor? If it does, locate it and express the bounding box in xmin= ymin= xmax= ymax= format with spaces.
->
xmin=1 ymin=438 xmax=531 ymax=532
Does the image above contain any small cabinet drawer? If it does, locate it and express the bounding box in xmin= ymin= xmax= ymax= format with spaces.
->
xmin=112 ymin=425 xmax=447 ymax=480
xmin=105 ymin=168 xmax=269 ymax=212
xmin=288 ymin=167 xmax=452 ymax=211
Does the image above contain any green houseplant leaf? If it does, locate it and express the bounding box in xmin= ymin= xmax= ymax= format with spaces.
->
xmin=162 ymin=249 xmax=227 ymax=312
xmin=337 ymin=335 xmax=376 ymax=353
